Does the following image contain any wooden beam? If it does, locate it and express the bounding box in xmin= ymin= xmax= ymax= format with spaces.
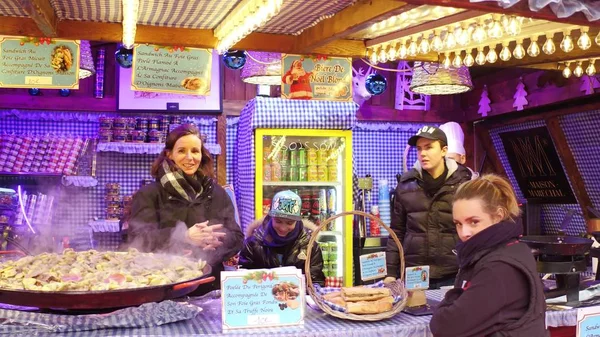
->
xmin=367 ymin=10 xmax=486 ymax=47
xmin=545 ymin=116 xmax=594 ymax=222
xmin=473 ymin=121 xmax=507 ymax=177
xmin=399 ymin=0 xmax=598 ymax=27
xmin=294 ymin=0 xmax=417 ymax=52
xmin=216 ymin=113 xmax=227 ymax=186
xmin=19 ymin=0 xmax=57 ymax=37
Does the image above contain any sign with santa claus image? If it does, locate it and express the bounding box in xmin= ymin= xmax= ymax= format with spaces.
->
xmin=281 ymin=54 xmax=352 ymax=102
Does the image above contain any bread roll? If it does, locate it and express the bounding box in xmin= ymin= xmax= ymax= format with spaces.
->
xmin=323 ymin=291 xmax=346 ymax=307
xmin=346 ymin=296 xmax=394 ymax=314
xmin=342 ymin=287 xmax=392 ymax=302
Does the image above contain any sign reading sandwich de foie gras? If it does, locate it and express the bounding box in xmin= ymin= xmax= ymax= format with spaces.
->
xmin=131 ymin=44 xmax=212 ymax=95
xmin=221 ymin=267 xmax=305 ymax=330
xmin=0 ymin=36 xmax=80 ymax=89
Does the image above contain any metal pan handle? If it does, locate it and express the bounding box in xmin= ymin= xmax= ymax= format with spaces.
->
xmin=172 ymin=276 xmax=215 ymax=291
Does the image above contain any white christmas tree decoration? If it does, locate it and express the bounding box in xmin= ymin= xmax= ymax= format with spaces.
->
xmin=580 ymin=75 xmax=600 ymax=95
xmin=478 ymin=85 xmax=491 ymax=117
xmin=513 ymin=77 xmax=528 ymax=111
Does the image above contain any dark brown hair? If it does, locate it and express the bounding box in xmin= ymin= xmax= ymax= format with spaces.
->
xmin=150 ymin=123 xmax=214 ymax=178
xmin=453 ymin=174 xmax=521 ymax=221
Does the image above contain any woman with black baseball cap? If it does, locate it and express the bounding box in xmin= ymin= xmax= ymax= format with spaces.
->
xmin=384 ymin=125 xmax=472 ymax=289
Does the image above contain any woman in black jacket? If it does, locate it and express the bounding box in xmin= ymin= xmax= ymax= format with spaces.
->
xmin=430 ymin=174 xmax=547 ymax=337
xmin=239 ymin=190 xmax=325 ymax=285
xmin=128 ymin=124 xmax=244 ymax=293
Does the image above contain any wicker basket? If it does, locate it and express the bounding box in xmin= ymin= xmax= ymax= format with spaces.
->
xmin=305 ymin=210 xmax=408 ymax=321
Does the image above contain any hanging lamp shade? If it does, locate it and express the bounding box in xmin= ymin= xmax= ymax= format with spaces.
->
xmin=241 ymin=51 xmax=281 ymax=86
xmin=410 ymin=62 xmax=473 ymax=95
xmin=79 ymin=40 xmax=96 ymax=80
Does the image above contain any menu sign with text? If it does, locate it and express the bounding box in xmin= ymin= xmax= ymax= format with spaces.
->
xmin=359 ymin=252 xmax=387 ymax=281
xmin=405 ymin=266 xmax=430 ymax=290
xmin=499 ymin=127 xmax=576 ymax=204
xmin=131 ymin=44 xmax=212 ymax=95
xmin=0 ymin=36 xmax=80 ymax=89
xmin=281 ymin=54 xmax=352 ymax=102
xmin=221 ymin=267 xmax=305 ymax=331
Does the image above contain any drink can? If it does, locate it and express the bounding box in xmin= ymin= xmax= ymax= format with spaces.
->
xmin=263 ymin=198 xmax=271 ymax=216
xmin=310 ymin=189 xmax=321 ymax=224
xmin=263 ymin=146 xmax=272 ymax=163
xmin=263 ymin=160 xmax=272 ymax=181
xmin=317 ymin=148 xmax=327 ymax=165
xmin=319 ymin=188 xmax=328 ymax=225
xmin=280 ymin=164 xmax=290 ymax=181
xmin=327 ymin=149 xmax=337 ymax=165
xmin=328 ymin=164 xmax=338 ymax=181
xmin=307 ymin=165 xmax=318 ymax=182
xmin=289 ymin=166 xmax=299 ymax=181
xmin=298 ymin=166 xmax=308 ymax=181
xmin=317 ymin=165 xmax=328 ymax=181
xmin=300 ymin=189 xmax=311 ymax=219
xmin=307 ymin=148 xmax=318 ymax=165
xmin=281 ymin=146 xmax=290 ymax=165
xmin=289 ymin=146 xmax=298 ymax=166
xmin=271 ymin=162 xmax=281 ymax=181
xmin=326 ymin=188 xmax=336 ymax=216
xmin=298 ymin=147 xmax=307 ymax=166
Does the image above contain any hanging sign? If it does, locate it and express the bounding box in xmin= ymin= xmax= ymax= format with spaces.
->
xmin=405 ymin=266 xmax=430 ymax=290
xmin=499 ymin=127 xmax=576 ymax=204
xmin=281 ymin=54 xmax=353 ymax=102
xmin=221 ymin=267 xmax=305 ymax=330
xmin=0 ymin=36 xmax=80 ymax=89
xmin=359 ymin=252 xmax=387 ymax=281
xmin=131 ymin=44 xmax=212 ymax=95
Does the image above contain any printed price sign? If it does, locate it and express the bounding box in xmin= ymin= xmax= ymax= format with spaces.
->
xmin=359 ymin=252 xmax=387 ymax=281
xmin=577 ymin=307 xmax=600 ymax=337
xmin=405 ymin=266 xmax=430 ymax=290
xmin=221 ymin=267 xmax=305 ymax=331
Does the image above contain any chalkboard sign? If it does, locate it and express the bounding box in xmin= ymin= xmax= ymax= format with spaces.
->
xmin=499 ymin=127 xmax=576 ymax=204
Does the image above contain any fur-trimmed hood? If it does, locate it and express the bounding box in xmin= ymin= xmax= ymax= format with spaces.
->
xmin=245 ymin=216 xmax=317 ymax=238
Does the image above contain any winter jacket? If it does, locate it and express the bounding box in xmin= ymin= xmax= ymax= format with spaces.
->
xmin=128 ymin=179 xmax=244 ymax=292
xmin=386 ymin=158 xmax=472 ymax=279
xmin=430 ymin=222 xmax=547 ymax=337
xmin=239 ymin=217 xmax=325 ymax=285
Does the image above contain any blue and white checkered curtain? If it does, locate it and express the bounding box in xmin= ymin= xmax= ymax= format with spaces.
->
xmin=234 ymin=97 xmax=358 ymax=233
xmin=489 ymin=120 xmax=586 ymax=235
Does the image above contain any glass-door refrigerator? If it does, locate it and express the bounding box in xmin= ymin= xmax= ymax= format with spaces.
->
xmin=254 ymin=129 xmax=353 ymax=286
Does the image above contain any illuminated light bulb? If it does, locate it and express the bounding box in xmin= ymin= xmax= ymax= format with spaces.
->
xmin=454 ymin=25 xmax=463 ymax=40
xmin=463 ymin=50 xmax=475 ymax=67
xmin=452 ymin=53 xmax=462 ymax=68
xmin=387 ymin=45 xmax=397 ymax=61
xmin=369 ymin=49 xmax=378 ymax=64
xmin=458 ymin=24 xmax=471 ymax=46
xmin=528 ymin=38 xmax=541 ymax=57
xmin=513 ymin=40 xmax=526 ymax=59
xmin=475 ymin=47 xmax=486 ymax=65
xmin=562 ymin=63 xmax=572 ymax=78
xmin=499 ymin=43 xmax=511 ymax=61
xmin=431 ymin=34 xmax=443 ymax=52
xmin=419 ymin=38 xmax=430 ymax=54
xmin=408 ymin=40 xmax=418 ymax=57
xmin=378 ymin=47 xmax=388 ymax=63
xmin=472 ymin=23 xmax=487 ymax=43
xmin=596 ymin=31 xmax=600 ymax=46
xmin=488 ymin=20 xmax=503 ymax=39
xmin=578 ymin=28 xmax=592 ymax=50
xmin=574 ymin=62 xmax=584 ymax=77
xmin=397 ymin=43 xmax=408 ymax=59
xmin=486 ymin=46 xmax=498 ymax=64
xmin=542 ymin=34 xmax=556 ymax=55
xmin=445 ymin=29 xmax=457 ymax=49
xmin=443 ymin=53 xmax=451 ymax=69
xmin=560 ymin=32 xmax=574 ymax=53
xmin=501 ymin=15 xmax=510 ymax=30
xmin=586 ymin=60 xmax=596 ymax=76
xmin=506 ymin=16 xmax=521 ymax=36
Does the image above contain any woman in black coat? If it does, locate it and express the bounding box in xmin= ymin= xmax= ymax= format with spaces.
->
xmin=430 ymin=174 xmax=547 ymax=337
xmin=128 ymin=124 xmax=243 ymax=294
xmin=239 ymin=190 xmax=325 ymax=285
